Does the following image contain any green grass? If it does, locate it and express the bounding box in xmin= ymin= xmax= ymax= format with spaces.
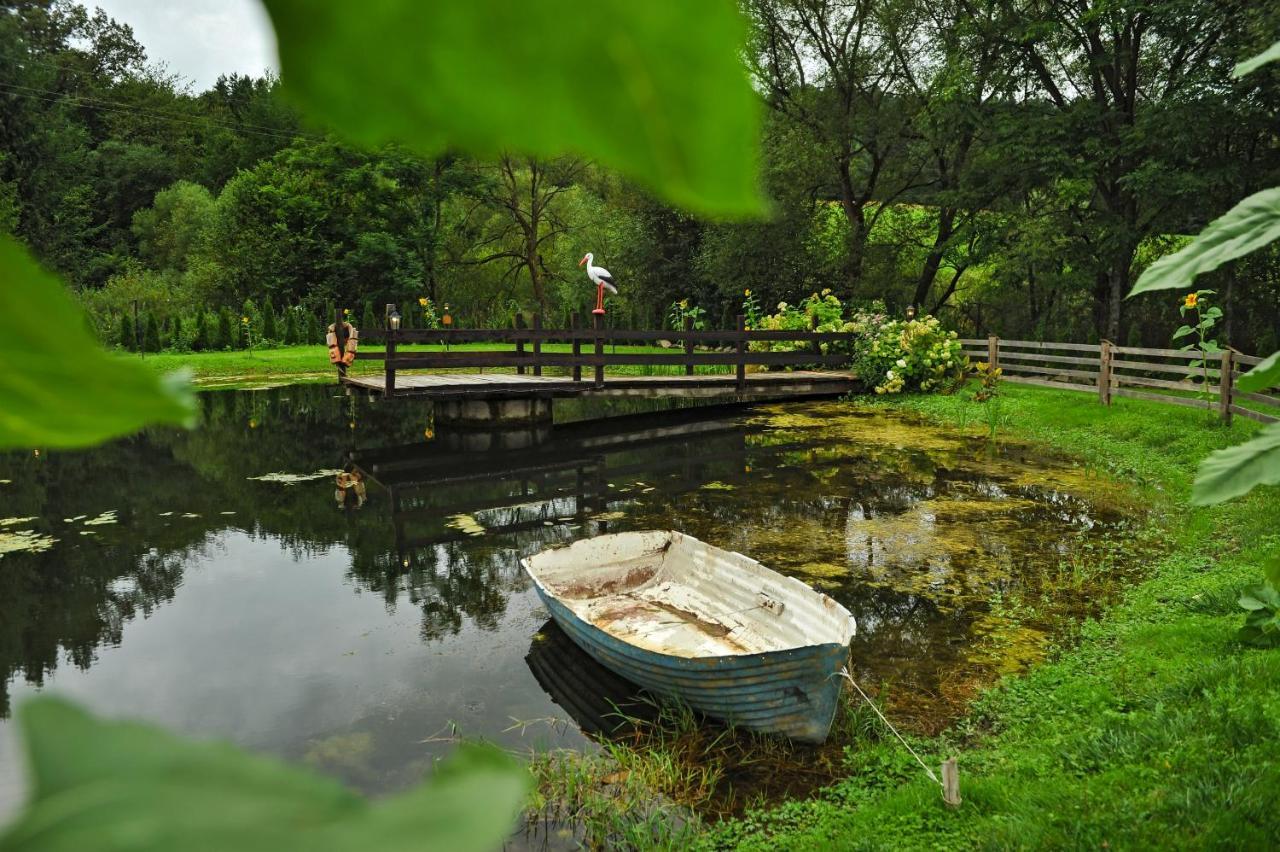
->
xmin=128 ymin=343 xmax=734 ymax=388
xmin=698 ymin=383 xmax=1280 ymax=850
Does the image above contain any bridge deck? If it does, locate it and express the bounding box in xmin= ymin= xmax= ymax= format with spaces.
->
xmin=342 ymin=370 xmax=857 ymax=399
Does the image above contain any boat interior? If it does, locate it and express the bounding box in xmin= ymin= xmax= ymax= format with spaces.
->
xmin=522 ymin=531 xmax=855 ymax=658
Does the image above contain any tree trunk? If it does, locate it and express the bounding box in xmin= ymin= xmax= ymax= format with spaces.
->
xmin=914 ymin=207 xmax=956 ymax=309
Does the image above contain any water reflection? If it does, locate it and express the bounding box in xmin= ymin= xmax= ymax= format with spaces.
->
xmin=0 ymin=385 xmax=1145 ymax=816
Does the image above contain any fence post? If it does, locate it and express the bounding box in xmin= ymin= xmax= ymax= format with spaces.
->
xmin=384 ymin=303 xmax=396 ymax=397
xmin=1219 ymin=348 xmax=1234 ymax=424
xmin=334 ymin=307 xmax=348 ymax=382
xmin=736 ymin=314 xmax=746 ymax=392
xmin=571 ymin=312 xmax=582 ymax=382
xmin=987 ymin=334 xmax=998 ymax=370
xmin=532 ymin=314 xmax=543 ymax=377
xmin=684 ymin=316 xmax=695 ymax=376
xmin=1098 ymin=339 xmax=1112 ymax=406
xmin=811 ymin=314 xmax=823 ymax=362
xmin=593 ymin=312 xmax=605 ymax=388
xmin=515 ymin=312 xmax=526 ymax=375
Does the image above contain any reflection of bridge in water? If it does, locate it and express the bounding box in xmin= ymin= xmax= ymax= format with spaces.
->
xmin=349 ymin=406 xmax=804 ymax=566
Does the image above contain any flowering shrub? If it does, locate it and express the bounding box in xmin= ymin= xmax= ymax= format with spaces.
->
xmin=851 ymin=314 xmax=967 ymax=394
xmin=752 ymin=289 xmax=854 ymax=353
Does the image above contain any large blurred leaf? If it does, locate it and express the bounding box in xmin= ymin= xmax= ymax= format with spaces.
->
xmin=1128 ymin=188 xmax=1280 ymax=296
xmin=1234 ymin=40 xmax=1280 ymax=77
xmin=0 ymin=697 xmax=529 ymax=852
xmin=1191 ymin=421 xmax=1280 ymax=505
xmin=260 ymin=0 xmax=762 ymax=216
xmin=0 ymin=238 xmax=195 ymax=449
xmin=1237 ymin=350 xmax=1280 ymax=394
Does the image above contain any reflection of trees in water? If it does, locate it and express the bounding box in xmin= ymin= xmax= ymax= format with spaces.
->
xmin=346 ymin=540 xmax=531 ymax=641
xmin=0 ymin=385 xmax=422 ymax=716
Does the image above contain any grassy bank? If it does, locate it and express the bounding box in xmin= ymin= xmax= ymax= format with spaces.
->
xmin=699 ymin=384 xmax=1279 ymax=849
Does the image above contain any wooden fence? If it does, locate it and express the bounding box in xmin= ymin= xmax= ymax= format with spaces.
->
xmin=349 ymin=310 xmax=852 ymax=394
xmin=959 ymin=337 xmax=1280 ymax=425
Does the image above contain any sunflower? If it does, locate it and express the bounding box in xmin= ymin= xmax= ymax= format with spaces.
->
xmin=1184 ymin=293 xmax=1198 ymax=309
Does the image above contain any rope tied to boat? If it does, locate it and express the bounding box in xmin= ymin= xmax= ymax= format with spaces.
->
xmin=838 ymin=667 xmax=942 ymax=788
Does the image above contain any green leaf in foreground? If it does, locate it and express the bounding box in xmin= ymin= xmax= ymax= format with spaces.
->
xmin=1128 ymin=188 xmax=1280 ymax=296
xmin=0 ymin=697 xmax=529 ymax=852
xmin=0 ymin=238 xmax=194 ymax=449
xmin=1234 ymin=40 xmax=1280 ymax=77
xmin=260 ymin=0 xmax=762 ymax=216
xmin=1237 ymin=349 xmax=1280 ymax=394
xmin=1190 ymin=421 xmax=1280 ymax=505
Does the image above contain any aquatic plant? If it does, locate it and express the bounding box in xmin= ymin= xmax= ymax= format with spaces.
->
xmin=971 ymin=360 xmax=1004 ymax=438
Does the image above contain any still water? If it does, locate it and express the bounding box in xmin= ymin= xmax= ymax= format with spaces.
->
xmin=0 ymin=385 xmax=1145 ymax=818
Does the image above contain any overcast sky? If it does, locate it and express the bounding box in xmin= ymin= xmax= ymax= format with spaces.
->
xmin=89 ymin=0 xmax=279 ymax=91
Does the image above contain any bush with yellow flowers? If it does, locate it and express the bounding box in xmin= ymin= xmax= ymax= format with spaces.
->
xmin=851 ymin=314 xmax=967 ymax=394
xmin=751 ymin=289 xmax=854 ymax=354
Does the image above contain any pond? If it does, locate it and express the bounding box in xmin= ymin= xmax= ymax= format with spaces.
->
xmin=0 ymin=385 xmax=1150 ymax=821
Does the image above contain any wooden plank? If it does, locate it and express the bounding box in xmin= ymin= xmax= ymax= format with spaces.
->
xmin=385 ymin=351 xmax=849 ymax=370
xmin=1235 ymin=391 xmax=1280 ymax=408
xmin=362 ymin=326 xmax=854 ymax=344
xmin=1003 ymin=375 xmax=1097 ymax=394
xmin=996 ymin=339 xmax=1101 ymax=352
xmin=1231 ymin=404 xmax=1280 ymax=424
xmin=999 ymin=363 xmax=1098 ymax=380
xmin=1112 ymin=387 xmax=1214 ymax=410
xmin=996 ymin=351 xmax=1100 ymax=366
xmin=1112 ymin=358 xmax=1219 ymax=377
xmin=1111 ymin=345 xmax=1213 ymax=359
xmin=1231 ymin=351 xmax=1264 ymax=367
xmin=1114 ymin=373 xmax=1217 ymax=394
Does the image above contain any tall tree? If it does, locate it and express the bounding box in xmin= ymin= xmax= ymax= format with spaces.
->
xmin=749 ymin=0 xmax=927 ymax=292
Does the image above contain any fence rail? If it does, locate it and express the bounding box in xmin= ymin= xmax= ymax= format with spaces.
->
xmin=959 ymin=336 xmax=1279 ymax=424
xmin=337 ymin=308 xmax=852 ymax=395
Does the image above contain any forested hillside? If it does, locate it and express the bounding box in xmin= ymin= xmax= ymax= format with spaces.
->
xmin=2 ymin=0 xmax=1278 ymax=351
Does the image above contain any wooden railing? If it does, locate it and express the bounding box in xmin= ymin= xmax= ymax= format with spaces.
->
xmin=345 ymin=309 xmax=852 ymax=395
xmin=959 ymin=337 xmax=1279 ymax=425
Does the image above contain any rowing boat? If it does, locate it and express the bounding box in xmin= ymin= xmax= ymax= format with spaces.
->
xmin=521 ymin=531 xmax=856 ymax=743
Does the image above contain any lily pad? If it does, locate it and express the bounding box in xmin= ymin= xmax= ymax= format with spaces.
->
xmin=248 ymin=469 xmax=343 ymax=485
xmin=0 ymin=530 xmax=57 ymax=556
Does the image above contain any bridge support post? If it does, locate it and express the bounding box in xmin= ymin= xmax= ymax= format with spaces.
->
xmin=571 ymin=312 xmax=582 ymax=382
xmin=684 ymin=316 xmax=695 ymax=376
xmin=736 ymin=314 xmax=746 ymax=392
xmin=594 ymin=312 xmax=605 ymax=388
xmin=532 ymin=314 xmax=543 ymax=377
xmin=384 ymin=303 xmax=397 ymax=397
xmin=515 ymin=313 xmax=526 ymax=375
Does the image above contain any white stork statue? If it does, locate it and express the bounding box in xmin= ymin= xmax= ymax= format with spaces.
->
xmin=579 ymin=252 xmax=616 ymax=315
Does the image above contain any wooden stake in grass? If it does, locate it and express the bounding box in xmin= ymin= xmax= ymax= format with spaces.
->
xmin=941 ymin=757 xmax=961 ymax=807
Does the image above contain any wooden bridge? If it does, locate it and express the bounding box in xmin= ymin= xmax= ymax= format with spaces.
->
xmin=337 ymin=311 xmax=858 ymax=411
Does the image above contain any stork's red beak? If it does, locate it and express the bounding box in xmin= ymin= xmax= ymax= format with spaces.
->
xmin=578 ymin=255 xmax=588 ymax=267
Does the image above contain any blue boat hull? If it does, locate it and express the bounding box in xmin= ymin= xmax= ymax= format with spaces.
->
xmin=534 ymin=586 xmax=850 ymax=743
